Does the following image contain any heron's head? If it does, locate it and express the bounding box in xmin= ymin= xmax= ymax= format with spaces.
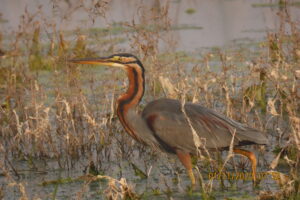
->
xmin=69 ymin=53 xmax=144 ymax=72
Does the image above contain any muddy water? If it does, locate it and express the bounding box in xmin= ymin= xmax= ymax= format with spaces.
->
xmin=1 ymin=146 xmax=283 ymax=199
xmin=0 ymin=0 xmax=298 ymax=199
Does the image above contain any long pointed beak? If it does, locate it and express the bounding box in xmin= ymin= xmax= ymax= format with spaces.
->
xmin=68 ymin=57 xmax=125 ymax=68
xmin=68 ymin=57 xmax=111 ymax=65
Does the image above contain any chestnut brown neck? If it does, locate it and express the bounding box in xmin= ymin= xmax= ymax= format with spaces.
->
xmin=116 ymin=65 xmax=145 ymax=141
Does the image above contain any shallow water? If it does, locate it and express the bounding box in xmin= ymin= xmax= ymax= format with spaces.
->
xmin=0 ymin=149 xmax=282 ymax=199
xmin=0 ymin=0 xmax=297 ymax=199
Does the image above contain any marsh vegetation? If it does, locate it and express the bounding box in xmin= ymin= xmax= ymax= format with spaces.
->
xmin=0 ymin=0 xmax=299 ymax=199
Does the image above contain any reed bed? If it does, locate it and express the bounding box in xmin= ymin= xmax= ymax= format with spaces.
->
xmin=0 ymin=1 xmax=299 ymax=199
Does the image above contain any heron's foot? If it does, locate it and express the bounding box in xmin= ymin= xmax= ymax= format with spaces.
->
xmin=233 ymin=149 xmax=259 ymax=188
xmin=186 ymin=184 xmax=195 ymax=194
xmin=186 ymin=169 xmax=197 ymax=193
xmin=176 ymin=151 xmax=196 ymax=189
xmin=252 ymin=177 xmax=262 ymax=188
xmin=188 ymin=169 xmax=196 ymax=186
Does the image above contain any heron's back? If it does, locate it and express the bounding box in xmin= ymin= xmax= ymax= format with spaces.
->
xmin=142 ymin=98 xmax=267 ymax=154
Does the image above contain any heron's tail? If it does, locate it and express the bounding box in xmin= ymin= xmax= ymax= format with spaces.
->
xmin=237 ymin=127 xmax=268 ymax=145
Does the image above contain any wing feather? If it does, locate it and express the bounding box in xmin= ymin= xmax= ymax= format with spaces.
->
xmin=142 ymin=98 xmax=267 ymax=154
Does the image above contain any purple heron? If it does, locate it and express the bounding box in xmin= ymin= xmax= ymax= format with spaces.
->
xmin=69 ymin=53 xmax=268 ymax=186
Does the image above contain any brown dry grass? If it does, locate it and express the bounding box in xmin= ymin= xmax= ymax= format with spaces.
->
xmin=0 ymin=0 xmax=299 ymax=199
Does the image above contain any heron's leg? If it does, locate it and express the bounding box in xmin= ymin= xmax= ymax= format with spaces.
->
xmin=233 ymin=149 xmax=257 ymax=183
xmin=176 ymin=150 xmax=195 ymax=186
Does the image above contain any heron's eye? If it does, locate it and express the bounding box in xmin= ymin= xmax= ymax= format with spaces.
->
xmin=113 ymin=56 xmax=121 ymax=61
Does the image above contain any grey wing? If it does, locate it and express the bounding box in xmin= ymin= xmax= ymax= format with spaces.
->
xmin=142 ymin=98 xmax=267 ymax=154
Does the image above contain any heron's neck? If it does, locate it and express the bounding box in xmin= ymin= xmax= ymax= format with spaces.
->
xmin=117 ymin=66 xmax=145 ymax=141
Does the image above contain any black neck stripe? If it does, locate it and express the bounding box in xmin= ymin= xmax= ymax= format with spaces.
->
xmin=119 ymin=67 xmax=139 ymax=107
xmin=117 ymin=66 xmax=145 ymax=126
xmin=117 ymin=66 xmax=144 ymax=141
